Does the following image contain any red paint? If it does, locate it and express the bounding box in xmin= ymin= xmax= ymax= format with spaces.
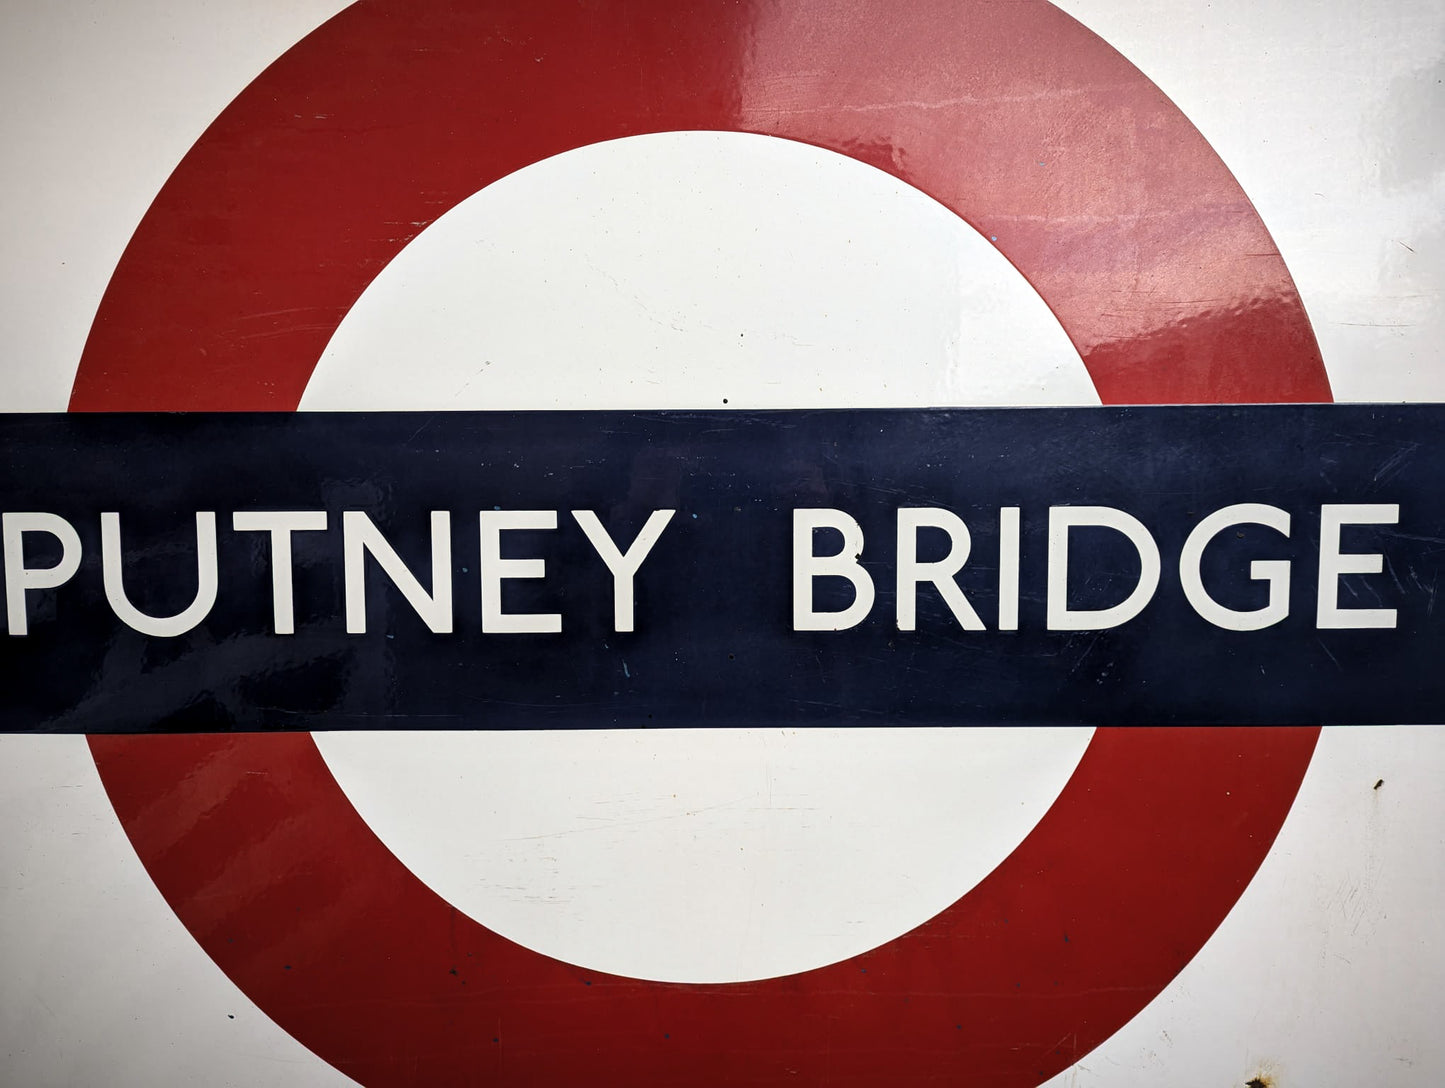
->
xmin=96 ymin=727 xmax=1317 ymax=1086
xmin=73 ymin=0 xmax=1327 ymax=412
xmin=75 ymin=1 xmax=1331 ymax=1085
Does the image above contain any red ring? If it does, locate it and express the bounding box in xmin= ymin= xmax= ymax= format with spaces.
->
xmin=76 ymin=2 xmax=1329 ymax=1085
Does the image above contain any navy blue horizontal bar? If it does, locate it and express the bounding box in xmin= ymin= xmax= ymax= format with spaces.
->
xmin=0 ymin=405 xmax=1440 ymax=732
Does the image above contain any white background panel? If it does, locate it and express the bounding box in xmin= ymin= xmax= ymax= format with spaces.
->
xmin=1 ymin=2 xmax=1442 ymax=1086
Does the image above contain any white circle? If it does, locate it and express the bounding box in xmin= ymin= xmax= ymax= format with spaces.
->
xmin=307 ymin=131 xmax=1098 ymax=983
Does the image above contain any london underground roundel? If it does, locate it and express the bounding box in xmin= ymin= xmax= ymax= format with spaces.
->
xmin=74 ymin=1 xmax=1329 ymax=1085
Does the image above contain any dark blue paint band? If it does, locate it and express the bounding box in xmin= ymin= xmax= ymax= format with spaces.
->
xmin=1 ymin=405 xmax=1440 ymax=732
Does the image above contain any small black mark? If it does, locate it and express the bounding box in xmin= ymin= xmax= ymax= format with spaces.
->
xmin=583 ymin=979 xmax=592 ymax=986
xmin=449 ymin=967 xmax=459 ymax=977
xmin=283 ymin=964 xmax=292 ymax=971
xmin=1374 ymin=778 xmax=1384 ymax=790
xmin=722 ymin=398 xmax=729 ymax=404
xmin=227 ymin=1014 xmax=235 ymax=1020
xmin=1246 ymin=1079 xmax=1269 ymax=1088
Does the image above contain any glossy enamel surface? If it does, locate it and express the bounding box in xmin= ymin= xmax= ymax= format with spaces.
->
xmin=62 ymin=1 xmax=1331 ymax=1085
xmin=13 ymin=0 xmax=1444 ymax=1086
